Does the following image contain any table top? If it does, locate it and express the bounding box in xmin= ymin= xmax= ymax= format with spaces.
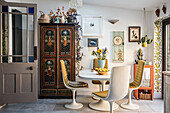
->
xmin=79 ymin=70 xmax=111 ymax=80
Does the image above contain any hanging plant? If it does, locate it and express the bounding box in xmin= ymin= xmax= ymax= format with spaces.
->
xmin=75 ymin=21 xmax=84 ymax=76
xmin=138 ymin=35 xmax=153 ymax=47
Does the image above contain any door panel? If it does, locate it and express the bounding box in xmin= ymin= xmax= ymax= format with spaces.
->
xmin=3 ymin=74 xmax=16 ymax=93
xmin=0 ymin=63 xmax=37 ymax=104
xmin=59 ymin=27 xmax=73 ymax=56
xmin=42 ymin=28 xmax=56 ymax=56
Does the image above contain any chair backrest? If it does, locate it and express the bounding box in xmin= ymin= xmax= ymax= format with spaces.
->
xmin=133 ymin=60 xmax=145 ymax=87
xmin=93 ymin=58 xmax=108 ymax=69
xmin=60 ymin=60 xmax=70 ymax=88
xmin=106 ymin=66 xmax=131 ymax=101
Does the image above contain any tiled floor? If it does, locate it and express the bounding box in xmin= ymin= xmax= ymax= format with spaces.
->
xmin=0 ymin=96 xmax=163 ymax=113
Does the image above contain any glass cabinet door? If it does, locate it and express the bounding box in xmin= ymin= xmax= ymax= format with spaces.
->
xmin=59 ymin=28 xmax=72 ymax=56
xmin=43 ymin=58 xmax=56 ymax=86
xmin=43 ymin=28 xmax=56 ymax=56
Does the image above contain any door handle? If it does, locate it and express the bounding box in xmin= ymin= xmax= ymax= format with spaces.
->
xmin=29 ymin=66 xmax=33 ymax=70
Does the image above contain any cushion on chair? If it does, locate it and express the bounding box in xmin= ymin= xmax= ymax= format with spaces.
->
xmin=61 ymin=60 xmax=88 ymax=88
xmin=92 ymin=80 xmax=110 ymax=84
xmin=92 ymin=90 xmax=108 ymax=98
xmin=60 ymin=60 xmax=70 ymax=87
xmin=129 ymin=60 xmax=145 ymax=89
xmin=68 ymin=81 xmax=88 ymax=88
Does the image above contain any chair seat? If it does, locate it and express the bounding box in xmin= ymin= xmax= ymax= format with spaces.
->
xmin=68 ymin=81 xmax=88 ymax=88
xmin=92 ymin=80 xmax=110 ymax=84
xmin=129 ymin=82 xmax=139 ymax=88
xmin=92 ymin=90 xmax=108 ymax=98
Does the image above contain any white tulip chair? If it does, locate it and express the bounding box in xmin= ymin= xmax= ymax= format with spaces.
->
xmin=92 ymin=66 xmax=131 ymax=113
xmin=60 ymin=60 xmax=89 ymax=109
xmin=121 ymin=60 xmax=145 ymax=110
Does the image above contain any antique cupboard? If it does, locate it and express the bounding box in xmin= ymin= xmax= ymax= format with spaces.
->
xmin=39 ymin=23 xmax=75 ymax=98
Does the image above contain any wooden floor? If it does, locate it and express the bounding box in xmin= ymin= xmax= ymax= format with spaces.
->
xmin=0 ymin=96 xmax=163 ymax=113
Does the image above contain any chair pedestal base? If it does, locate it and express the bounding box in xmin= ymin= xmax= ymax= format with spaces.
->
xmin=120 ymin=88 xmax=139 ymax=110
xmin=121 ymin=103 xmax=139 ymax=110
xmin=65 ymin=102 xmax=83 ymax=109
xmin=89 ymin=99 xmax=118 ymax=111
xmin=64 ymin=89 xmax=83 ymax=109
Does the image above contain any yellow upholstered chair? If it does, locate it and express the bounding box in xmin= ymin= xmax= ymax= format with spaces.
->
xmin=92 ymin=66 xmax=131 ymax=113
xmin=60 ymin=60 xmax=88 ymax=109
xmin=92 ymin=58 xmax=110 ymax=87
xmin=121 ymin=60 xmax=145 ymax=110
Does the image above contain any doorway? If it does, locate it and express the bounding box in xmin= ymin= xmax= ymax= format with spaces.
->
xmin=0 ymin=1 xmax=38 ymax=104
xmin=162 ymin=17 xmax=170 ymax=98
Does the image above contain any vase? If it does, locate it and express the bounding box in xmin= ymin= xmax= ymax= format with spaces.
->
xmin=61 ymin=16 xmax=65 ymax=23
xmin=142 ymin=42 xmax=147 ymax=47
xmin=98 ymin=60 xmax=106 ymax=69
xmin=67 ymin=17 xmax=72 ymax=23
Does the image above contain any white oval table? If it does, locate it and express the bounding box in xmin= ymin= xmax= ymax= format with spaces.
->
xmin=79 ymin=70 xmax=118 ymax=111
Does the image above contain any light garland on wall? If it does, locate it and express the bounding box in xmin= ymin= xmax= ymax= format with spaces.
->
xmin=69 ymin=0 xmax=83 ymax=8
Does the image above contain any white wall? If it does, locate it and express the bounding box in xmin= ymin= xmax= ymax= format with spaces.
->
xmin=6 ymin=0 xmax=154 ymax=95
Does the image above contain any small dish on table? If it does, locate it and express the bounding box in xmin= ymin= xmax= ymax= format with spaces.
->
xmin=95 ymin=68 xmax=109 ymax=75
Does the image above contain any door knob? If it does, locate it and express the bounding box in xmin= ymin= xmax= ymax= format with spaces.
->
xmin=29 ymin=66 xmax=33 ymax=70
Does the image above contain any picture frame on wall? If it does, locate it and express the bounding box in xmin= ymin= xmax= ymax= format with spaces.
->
xmin=82 ymin=16 xmax=103 ymax=37
xmin=88 ymin=38 xmax=98 ymax=47
xmin=128 ymin=26 xmax=141 ymax=42
xmin=113 ymin=31 xmax=124 ymax=63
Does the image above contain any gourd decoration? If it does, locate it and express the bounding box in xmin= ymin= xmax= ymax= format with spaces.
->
xmin=138 ymin=35 xmax=153 ymax=47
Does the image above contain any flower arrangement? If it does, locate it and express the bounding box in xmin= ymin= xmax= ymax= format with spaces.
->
xmin=49 ymin=6 xmax=67 ymax=23
xmin=91 ymin=48 xmax=108 ymax=60
xmin=66 ymin=8 xmax=79 ymax=23
xmin=49 ymin=7 xmax=79 ymax=23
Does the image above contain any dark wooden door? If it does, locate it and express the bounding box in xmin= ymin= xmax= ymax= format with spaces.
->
xmin=162 ymin=17 xmax=170 ymax=98
xmin=40 ymin=26 xmax=58 ymax=96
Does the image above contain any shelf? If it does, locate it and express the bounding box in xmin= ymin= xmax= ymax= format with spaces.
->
xmin=133 ymin=64 xmax=154 ymax=100
xmin=139 ymin=87 xmax=152 ymax=90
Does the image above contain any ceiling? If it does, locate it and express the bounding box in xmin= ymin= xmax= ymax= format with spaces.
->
xmin=83 ymin=0 xmax=170 ymax=11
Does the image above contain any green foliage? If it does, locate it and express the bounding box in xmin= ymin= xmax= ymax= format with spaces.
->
xmin=2 ymin=27 xmax=8 ymax=55
xmin=138 ymin=35 xmax=153 ymax=44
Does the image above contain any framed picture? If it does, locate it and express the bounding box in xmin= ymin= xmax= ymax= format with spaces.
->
xmin=88 ymin=38 xmax=98 ymax=47
xmin=113 ymin=31 xmax=124 ymax=63
xmin=82 ymin=16 xmax=103 ymax=37
xmin=129 ymin=26 xmax=141 ymax=42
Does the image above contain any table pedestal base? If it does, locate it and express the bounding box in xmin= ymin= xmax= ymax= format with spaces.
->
xmin=89 ymin=99 xmax=118 ymax=111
